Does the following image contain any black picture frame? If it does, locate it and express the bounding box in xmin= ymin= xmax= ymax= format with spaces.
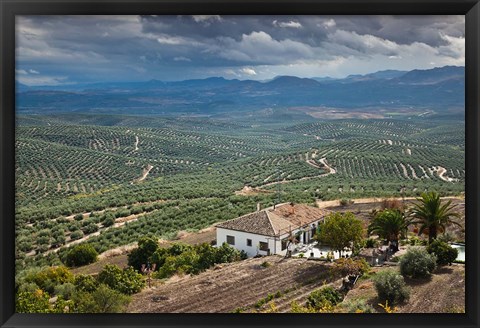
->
xmin=1 ymin=1 xmax=479 ymax=327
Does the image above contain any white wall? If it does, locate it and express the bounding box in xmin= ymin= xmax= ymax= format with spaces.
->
xmin=216 ymin=228 xmax=277 ymax=257
xmin=216 ymin=219 xmax=321 ymax=258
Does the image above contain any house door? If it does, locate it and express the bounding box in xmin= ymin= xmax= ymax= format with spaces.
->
xmin=303 ymin=231 xmax=308 ymax=244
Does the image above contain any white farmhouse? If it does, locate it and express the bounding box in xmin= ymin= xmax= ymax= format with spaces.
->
xmin=216 ymin=203 xmax=329 ymax=257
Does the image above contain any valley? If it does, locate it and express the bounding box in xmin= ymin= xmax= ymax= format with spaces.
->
xmin=15 ymin=110 xmax=464 ymax=273
xmin=9 ymin=13 xmax=470 ymax=316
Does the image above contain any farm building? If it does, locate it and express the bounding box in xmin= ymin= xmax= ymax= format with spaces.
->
xmin=216 ymin=203 xmax=329 ymax=257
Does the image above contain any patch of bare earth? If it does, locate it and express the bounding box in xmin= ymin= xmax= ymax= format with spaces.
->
xmin=343 ymin=265 xmax=465 ymax=313
xmin=127 ymin=256 xmax=337 ymax=313
xmin=235 ymin=185 xmax=274 ymax=196
xmin=172 ymin=226 xmax=217 ymax=245
xmin=399 ymin=265 xmax=465 ymax=313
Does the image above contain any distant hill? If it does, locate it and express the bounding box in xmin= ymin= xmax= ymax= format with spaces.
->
xmin=343 ymin=69 xmax=407 ymax=82
xmin=393 ymin=66 xmax=464 ymax=84
xmin=16 ymin=66 xmax=465 ymax=115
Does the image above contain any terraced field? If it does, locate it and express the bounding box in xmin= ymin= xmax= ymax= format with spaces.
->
xmin=127 ymin=256 xmax=340 ymax=313
xmin=15 ymin=113 xmax=465 ymax=271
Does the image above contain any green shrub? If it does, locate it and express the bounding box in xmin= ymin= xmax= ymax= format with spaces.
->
xmin=437 ymin=232 xmax=455 ymax=243
xmin=74 ymin=214 xmax=84 ymax=221
xmin=150 ymin=247 xmax=170 ymax=270
xmin=54 ymin=283 xmax=76 ymax=300
xmin=72 ymin=284 xmax=130 ymax=313
xmin=373 ymin=269 xmax=410 ymax=305
xmin=195 ymin=243 xmax=219 ymax=271
xmin=331 ymin=258 xmax=370 ymax=277
xmin=341 ymin=299 xmax=376 ymax=313
xmin=127 ymin=237 xmax=159 ymax=271
xmin=399 ymin=247 xmax=436 ymax=278
xmin=98 ymin=264 xmax=145 ymax=295
xmin=16 ymin=290 xmax=52 ymax=313
xmin=154 ymin=256 xmax=179 ymax=279
xmin=53 ymin=235 xmax=66 ymax=246
xmin=340 ymin=198 xmax=354 ymax=206
xmin=37 ymin=235 xmax=51 ymax=245
xmin=214 ymin=242 xmax=242 ymax=263
xmin=74 ymin=274 xmax=98 ymax=293
xmin=17 ymin=237 xmax=34 ymax=252
xmin=254 ymin=291 xmax=284 ymax=309
xmin=155 ymin=251 xmax=200 ymax=278
xmin=70 ymin=230 xmax=84 ymax=241
xmin=409 ymin=236 xmax=427 ymax=246
xmin=260 ymin=261 xmax=271 ymax=268
xmin=307 ymin=286 xmax=342 ymax=309
xmin=67 ymin=223 xmax=80 ymax=232
xmin=152 ymin=242 xmax=242 ymax=279
xmin=38 ymin=229 xmax=51 ymax=238
xmin=427 ymin=240 xmax=458 ymax=266
xmin=102 ymin=217 xmax=115 ymax=227
xmin=81 ymin=223 xmax=99 ymax=234
xmin=25 ymin=266 xmax=74 ymax=294
xmin=17 ymin=282 xmax=41 ymax=294
xmin=240 ymin=250 xmax=248 ymax=260
xmin=389 ymin=256 xmax=400 ymax=263
xmin=365 ymin=238 xmax=379 ymax=248
xmin=65 ymin=244 xmax=98 ymax=267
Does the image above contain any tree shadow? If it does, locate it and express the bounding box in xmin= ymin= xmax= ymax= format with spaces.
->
xmin=404 ymin=275 xmax=432 ymax=287
xmin=292 ymin=263 xmax=334 ymax=285
xmin=434 ymin=266 xmax=454 ymax=275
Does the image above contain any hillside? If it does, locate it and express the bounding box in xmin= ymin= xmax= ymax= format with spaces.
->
xmin=16 ymin=66 xmax=465 ymax=115
xmin=127 ymin=256 xmax=339 ymax=313
xmin=127 ymin=256 xmax=465 ymax=313
xmin=15 ymin=113 xmax=465 ymax=272
xmin=343 ymin=264 xmax=465 ymax=313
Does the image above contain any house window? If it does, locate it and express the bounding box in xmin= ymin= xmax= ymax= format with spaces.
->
xmin=226 ymin=235 xmax=235 ymax=245
xmin=259 ymin=241 xmax=269 ymax=251
xmin=281 ymin=238 xmax=289 ymax=251
xmin=246 ymin=239 xmax=252 ymax=247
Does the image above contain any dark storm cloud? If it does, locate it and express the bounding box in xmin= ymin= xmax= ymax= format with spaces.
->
xmin=16 ymin=15 xmax=464 ymax=85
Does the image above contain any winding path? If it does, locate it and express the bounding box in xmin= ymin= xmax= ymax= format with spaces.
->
xmin=437 ymin=166 xmax=457 ymax=182
xmin=251 ymin=157 xmax=336 ymax=189
xmin=134 ymin=135 xmax=139 ymax=151
xmin=137 ymin=164 xmax=153 ymax=182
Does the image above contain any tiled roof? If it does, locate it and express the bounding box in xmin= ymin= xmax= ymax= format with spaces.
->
xmin=215 ymin=211 xmax=276 ymax=236
xmin=269 ymin=204 xmax=328 ymax=229
xmin=216 ymin=203 xmax=329 ymax=237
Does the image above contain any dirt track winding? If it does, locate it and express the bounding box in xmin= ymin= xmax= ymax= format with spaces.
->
xmin=252 ymin=157 xmax=336 ymax=189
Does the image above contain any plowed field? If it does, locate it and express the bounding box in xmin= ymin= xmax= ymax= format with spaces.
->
xmin=128 ymin=256 xmax=339 ymax=313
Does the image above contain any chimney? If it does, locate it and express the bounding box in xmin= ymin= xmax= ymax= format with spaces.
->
xmin=257 ymin=203 xmax=261 ymax=212
xmin=290 ymin=202 xmax=295 ymax=214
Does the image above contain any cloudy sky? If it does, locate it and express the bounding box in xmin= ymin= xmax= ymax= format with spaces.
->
xmin=16 ymin=15 xmax=465 ymax=86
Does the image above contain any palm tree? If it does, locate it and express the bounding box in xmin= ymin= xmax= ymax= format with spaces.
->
xmin=368 ymin=209 xmax=410 ymax=251
xmin=409 ymin=191 xmax=461 ymax=244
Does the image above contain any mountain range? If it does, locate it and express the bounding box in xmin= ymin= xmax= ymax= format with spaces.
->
xmin=16 ymin=66 xmax=464 ymax=116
